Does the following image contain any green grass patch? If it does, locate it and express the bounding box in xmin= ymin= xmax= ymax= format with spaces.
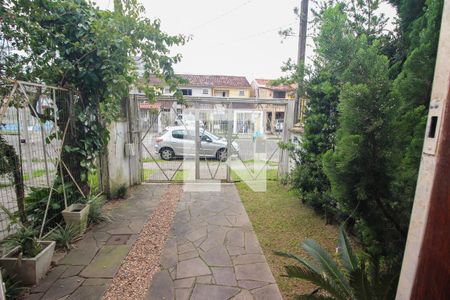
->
xmin=142 ymin=157 xmax=165 ymax=163
xmin=0 ymin=182 xmax=12 ymax=188
xmin=88 ymin=171 xmax=99 ymax=193
xmin=23 ymin=169 xmax=47 ymax=181
xmin=142 ymin=169 xmax=191 ymax=181
xmin=242 ymin=159 xmax=278 ymax=167
xmin=0 ymin=131 xmax=19 ymax=135
xmin=172 ymin=170 xmax=191 ymax=181
xmin=231 ymin=168 xmax=278 ymax=181
xmin=235 ymin=179 xmax=340 ymax=299
xmin=142 ymin=169 xmax=158 ymax=181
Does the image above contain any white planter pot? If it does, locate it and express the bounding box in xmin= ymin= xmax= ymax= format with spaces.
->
xmin=62 ymin=203 xmax=90 ymax=234
xmin=0 ymin=241 xmax=55 ymax=285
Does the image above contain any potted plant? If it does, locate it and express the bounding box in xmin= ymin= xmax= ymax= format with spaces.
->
xmin=0 ymin=206 xmax=55 ymax=285
xmin=61 ymin=202 xmax=90 ymax=234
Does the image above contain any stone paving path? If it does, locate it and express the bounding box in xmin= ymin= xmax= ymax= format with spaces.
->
xmin=26 ymin=184 xmax=168 ymax=300
xmin=146 ymin=183 xmax=282 ymax=300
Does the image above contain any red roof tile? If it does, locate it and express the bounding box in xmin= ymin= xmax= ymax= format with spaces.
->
xmin=254 ymin=79 xmax=295 ymax=92
xmin=149 ymin=74 xmax=250 ymax=88
xmin=179 ymin=74 xmax=250 ymax=88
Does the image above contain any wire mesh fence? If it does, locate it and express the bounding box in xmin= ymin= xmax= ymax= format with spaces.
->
xmin=133 ymin=94 xmax=288 ymax=183
xmin=0 ymin=80 xmax=77 ymax=242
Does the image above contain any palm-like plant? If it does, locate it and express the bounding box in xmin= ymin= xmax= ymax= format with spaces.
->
xmin=0 ymin=205 xmax=42 ymax=258
xmin=275 ymin=227 xmax=397 ymax=300
xmin=48 ymin=224 xmax=80 ymax=250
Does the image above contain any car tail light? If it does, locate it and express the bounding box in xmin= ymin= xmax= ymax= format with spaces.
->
xmin=156 ymin=137 xmax=163 ymax=143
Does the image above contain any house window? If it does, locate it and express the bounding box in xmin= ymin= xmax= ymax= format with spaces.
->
xmin=239 ymin=90 xmax=245 ymax=96
xmin=164 ymin=88 xmax=170 ymax=94
xmin=273 ymin=91 xmax=286 ymax=99
xmin=214 ymin=90 xmax=229 ymax=97
xmin=180 ymin=89 xmax=192 ymax=96
xmin=202 ymin=89 xmax=208 ymax=95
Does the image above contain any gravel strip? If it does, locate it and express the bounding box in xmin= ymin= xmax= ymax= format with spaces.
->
xmin=102 ymin=184 xmax=182 ymax=300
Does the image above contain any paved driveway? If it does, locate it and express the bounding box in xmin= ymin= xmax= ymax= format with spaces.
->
xmin=146 ymin=184 xmax=282 ymax=300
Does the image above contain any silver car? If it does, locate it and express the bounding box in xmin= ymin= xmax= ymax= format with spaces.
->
xmin=155 ymin=126 xmax=239 ymax=161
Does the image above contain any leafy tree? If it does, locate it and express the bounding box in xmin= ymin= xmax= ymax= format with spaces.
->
xmin=276 ymin=227 xmax=397 ymax=299
xmin=0 ymin=0 xmax=186 ymax=195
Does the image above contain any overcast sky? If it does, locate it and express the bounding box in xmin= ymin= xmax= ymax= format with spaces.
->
xmin=95 ymin=0 xmax=396 ymax=81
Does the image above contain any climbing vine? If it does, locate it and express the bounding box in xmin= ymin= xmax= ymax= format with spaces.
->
xmin=1 ymin=0 xmax=186 ymax=195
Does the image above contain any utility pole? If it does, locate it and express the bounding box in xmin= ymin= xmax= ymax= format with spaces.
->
xmin=294 ymin=0 xmax=309 ymax=123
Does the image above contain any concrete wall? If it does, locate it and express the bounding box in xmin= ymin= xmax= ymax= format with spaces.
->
xmin=102 ymin=121 xmax=140 ymax=198
xmin=212 ymin=88 xmax=251 ymax=98
xmin=257 ymin=88 xmax=273 ymax=98
xmin=162 ymin=86 xmax=212 ymax=97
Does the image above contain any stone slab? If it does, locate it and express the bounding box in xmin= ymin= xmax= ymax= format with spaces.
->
xmin=235 ymin=263 xmax=275 ymax=283
xmin=212 ymin=267 xmax=238 ymax=286
xmin=176 ymin=257 xmax=211 ymax=279
xmin=59 ymin=239 xmax=98 ymax=266
xmin=190 ymin=284 xmax=240 ymax=300
xmin=145 ymin=184 xmax=282 ymax=299
xmin=67 ymin=285 xmax=107 ymax=300
xmin=30 ymin=265 xmax=68 ymax=293
xmin=146 ymin=270 xmax=174 ymax=300
xmin=80 ymin=245 xmax=130 ymax=278
xmin=60 ymin=265 xmax=84 ymax=278
xmin=41 ymin=276 xmax=84 ymax=300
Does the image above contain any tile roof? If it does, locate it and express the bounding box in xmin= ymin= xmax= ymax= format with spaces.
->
xmin=149 ymin=74 xmax=251 ymax=88
xmin=254 ymin=79 xmax=295 ymax=92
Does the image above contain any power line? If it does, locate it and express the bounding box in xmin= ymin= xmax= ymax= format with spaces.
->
xmin=210 ymin=22 xmax=296 ymax=48
xmin=189 ymin=0 xmax=256 ymax=32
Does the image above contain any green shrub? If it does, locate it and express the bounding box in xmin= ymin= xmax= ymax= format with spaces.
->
xmin=25 ymin=182 xmax=78 ymax=231
xmin=81 ymin=195 xmax=111 ymax=224
xmin=276 ymin=227 xmax=397 ymax=299
xmin=1 ymin=205 xmax=42 ymax=258
xmin=2 ymin=270 xmax=23 ymax=300
xmin=115 ymin=185 xmax=128 ymax=199
xmin=48 ymin=224 xmax=80 ymax=250
xmin=3 ymin=226 xmax=42 ymax=258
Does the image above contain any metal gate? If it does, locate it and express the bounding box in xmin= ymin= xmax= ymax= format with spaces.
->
xmin=131 ymin=94 xmax=293 ymax=186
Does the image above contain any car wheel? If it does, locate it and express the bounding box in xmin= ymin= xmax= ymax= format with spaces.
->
xmin=216 ymin=148 xmax=227 ymax=162
xmin=160 ymin=148 xmax=175 ymax=160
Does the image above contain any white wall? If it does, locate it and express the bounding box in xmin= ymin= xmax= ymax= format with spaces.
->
xmin=102 ymin=121 xmax=140 ymax=197
xmin=162 ymin=86 xmax=212 ymax=97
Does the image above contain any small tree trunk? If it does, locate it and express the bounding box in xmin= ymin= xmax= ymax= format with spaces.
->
xmin=3 ymin=141 xmax=28 ymax=225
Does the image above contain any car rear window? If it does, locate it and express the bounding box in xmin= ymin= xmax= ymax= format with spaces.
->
xmin=172 ymin=130 xmax=185 ymax=139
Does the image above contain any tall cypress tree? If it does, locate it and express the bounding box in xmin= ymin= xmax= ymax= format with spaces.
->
xmin=323 ymin=37 xmax=405 ymax=265
xmin=389 ymin=0 xmax=444 ymax=226
xmin=290 ymin=4 xmax=354 ymax=221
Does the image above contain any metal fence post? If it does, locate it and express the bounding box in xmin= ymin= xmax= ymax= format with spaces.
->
xmin=195 ymin=101 xmax=200 ymax=180
xmin=279 ymin=101 xmax=294 ymax=177
xmin=226 ymin=103 xmax=233 ymax=182
xmin=39 ymin=122 xmax=50 ymax=186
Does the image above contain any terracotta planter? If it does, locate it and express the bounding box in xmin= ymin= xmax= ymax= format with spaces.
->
xmin=0 ymin=241 xmax=55 ymax=285
xmin=62 ymin=203 xmax=90 ymax=234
